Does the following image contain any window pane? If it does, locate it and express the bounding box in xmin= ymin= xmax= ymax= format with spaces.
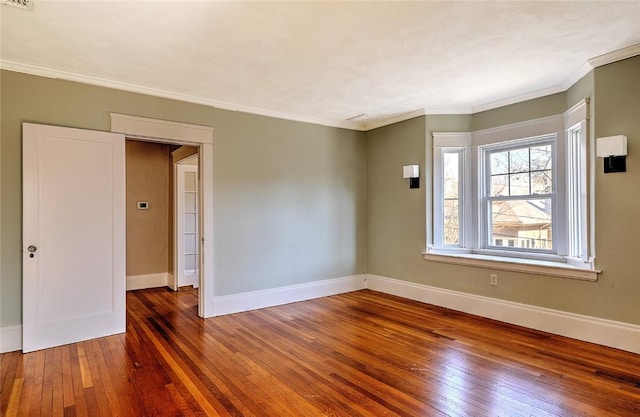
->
xmin=185 ymin=233 xmax=197 ymax=254
xmin=185 ymin=192 xmax=197 ymax=213
xmin=490 ymin=174 xmax=509 ymax=196
xmin=185 ymin=213 xmax=197 ymax=234
xmin=490 ymin=199 xmax=552 ymax=250
xmin=509 ymin=148 xmax=529 ymax=173
xmin=530 ymin=145 xmax=552 ymax=171
xmin=490 ymin=151 xmax=509 ymax=175
xmin=531 ymin=170 xmax=552 ymax=194
xmin=509 ymin=173 xmax=530 ymax=196
xmin=444 ymin=199 xmax=459 ymax=245
xmin=185 ymin=254 xmax=197 ymax=271
xmin=443 ymin=153 xmax=459 ymax=199
xmin=185 ymin=171 xmax=196 ymax=192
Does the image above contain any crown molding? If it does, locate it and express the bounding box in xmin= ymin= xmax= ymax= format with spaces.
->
xmin=563 ymin=61 xmax=594 ymax=89
xmin=588 ymin=43 xmax=640 ymax=68
xmin=363 ymin=109 xmax=426 ymax=130
xmin=4 ymin=44 xmax=638 ymax=132
xmin=0 ymin=60 xmax=366 ymax=131
xmin=471 ymin=84 xmax=566 ymax=114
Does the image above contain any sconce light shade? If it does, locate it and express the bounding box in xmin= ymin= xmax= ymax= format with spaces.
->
xmin=596 ymin=135 xmax=627 ymax=157
xmin=597 ymin=135 xmax=627 ymax=173
xmin=403 ymin=165 xmax=419 ymax=179
xmin=403 ymin=165 xmax=420 ymax=188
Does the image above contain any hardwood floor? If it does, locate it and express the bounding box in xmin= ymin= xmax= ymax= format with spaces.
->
xmin=2 ymin=288 xmax=640 ymax=416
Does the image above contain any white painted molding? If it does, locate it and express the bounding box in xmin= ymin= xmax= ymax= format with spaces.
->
xmin=110 ymin=114 xmax=214 ymax=318
xmin=422 ymin=252 xmax=599 ymax=281
xmin=0 ymin=61 xmax=364 ymax=131
xmin=110 ymin=113 xmax=213 ymax=144
xmin=433 ymin=132 xmax=472 ymax=148
xmin=471 ymin=85 xmax=566 ymax=114
xmin=588 ymin=43 xmax=640 ymax=68
xmin=365 ymin=274 xmax=640 ymax=355
xmin=212 ymin=275 xmax=366 ymax=316
xmin=364 ymin=109 xmax=426 ymax=131
xmin=471 ymin=114 xmax=563 ymax=146
xmin=0 ymin=325 xmax=22 ymax=353
xmin=563 ymin=62 xmax=593 ymax=91
xmin=126 ymin=273 xmax=170 ymax=291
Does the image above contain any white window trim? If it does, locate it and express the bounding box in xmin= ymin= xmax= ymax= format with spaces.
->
xmin=433 ymin=132 xmax=472 ymax=249
xmin=427 ymin=100 xmax=599 ymax=280
xmin=423 ymin=251 xmax=598 ymax=281
xmin=564 ymin=99 xmax=593 ymax=267
xmin=479 ymin=134 xmax=557 ymax=254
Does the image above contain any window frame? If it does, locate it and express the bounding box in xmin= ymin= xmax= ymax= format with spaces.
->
xmin=432 ymin=133 xmax=472 ymax=253
xmin=428 ymin=99 xmax=596 ymax=279
xmin=480 ymin=135 xmax=557 ymax=255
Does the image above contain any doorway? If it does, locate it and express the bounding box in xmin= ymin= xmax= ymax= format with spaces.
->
xmin=112 ymin=113 xmax=214 ymax=318
xmin=22 ymin=115 xmax=214 ymax=352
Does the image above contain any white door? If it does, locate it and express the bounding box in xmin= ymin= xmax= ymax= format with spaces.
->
xmin=175 ymin=161 xmax=199 ymax=289
xmin=22 ymin=123 xmax=126 ymax=353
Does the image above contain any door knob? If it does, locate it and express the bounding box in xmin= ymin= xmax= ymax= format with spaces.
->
xmin=28 ymin=245 xmax=37 ymax=253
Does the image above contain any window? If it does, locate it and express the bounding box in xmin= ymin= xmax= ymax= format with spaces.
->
xmin=429 ymin=100 xmax=594 ymax=278
xmin=483 ymin=136 xmax=555 ymax=252
xmin=443 ymin=150 xmax=462 ymax=245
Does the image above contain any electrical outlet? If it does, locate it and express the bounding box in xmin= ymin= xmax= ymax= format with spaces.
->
xmin=490 ymin=274 xmax=498 ymax=286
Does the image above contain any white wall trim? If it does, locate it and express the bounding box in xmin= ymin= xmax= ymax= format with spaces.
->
xmin=588 ymin=42 xmax=640 ymax=68
xmin=110 ymin=113 xmax=213 ymax=144
xmin=365 ymin=274 xmax=640 ymax=355
xmin=0 ymin=325 xmax=22 ymax=353
xmin=126 ymin=273 xmax=170 ymax=291
xmin=471 ymin=114 xmax=563 ymax=146
xmin=471 ymin=84 xmax=566 ymax=114
xmin=422 ymin=252 xmax=599 ymax=281
xmin=0 ymin=62 xmax=364 ymax=131
xmin=212 ymin=275 xmax=366 ymax=316
xmin=364 ymin=109 xmax=426 ymax=131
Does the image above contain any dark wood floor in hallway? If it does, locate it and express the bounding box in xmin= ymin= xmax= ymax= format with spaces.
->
xmin=2 ymin=288 xmax=640 ymax=416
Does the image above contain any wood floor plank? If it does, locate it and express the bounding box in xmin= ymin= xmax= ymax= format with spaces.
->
xmin=2 ymin=288 xmax=640 ymax=416
xmin=51 ymin=347 xmax=64 ymax=417
xmin=29 ymin=350 xmax=47 ymax=417
xmin=0 ymin=352 xmax=20 ymax=414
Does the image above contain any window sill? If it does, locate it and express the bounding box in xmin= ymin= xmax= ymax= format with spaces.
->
xmin=422 ymin=251 xmax=600 ymax=281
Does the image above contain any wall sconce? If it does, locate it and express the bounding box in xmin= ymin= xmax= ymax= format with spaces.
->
xmin=403 ymin=165 xmax=420 ymax=189
xmin=596 ymin=135 xmax=627 ymax=173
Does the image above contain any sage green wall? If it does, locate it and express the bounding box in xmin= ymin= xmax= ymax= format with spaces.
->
xmin=472 ymin=93 xmax=566 ymax=131
xmin=367 ymin=62 xmax=640 ymax=326
xmin=0 ymin=71 xmax=366 ymax=328
xmin=592 ymin=56 xmax=640 ymax=323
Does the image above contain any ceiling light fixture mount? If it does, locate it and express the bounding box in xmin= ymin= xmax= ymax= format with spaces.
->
xmin=2 ymin=0 xmax=33 ymax=10
xmin=345 ymin=113 xmax=370 ymax=122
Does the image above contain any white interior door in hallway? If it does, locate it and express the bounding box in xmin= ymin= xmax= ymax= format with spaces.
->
xmin=22 ymin=123 xmax=126 ymax=353
xmin=175 ymin=157 xmax=200 ymax=289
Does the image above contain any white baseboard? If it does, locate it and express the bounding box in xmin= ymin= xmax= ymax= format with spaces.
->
xmin=365 ymin=274 xmax=640 ymax=355
xmin=126 ymin=272 xmax=170 ymax=291
xmin=9 ymin=272 xmax=637 ymax=354
xmin=1 ymin=325 xmax=22 ymax=353
xmin=212 ymin=274 xmax=366 ymax=316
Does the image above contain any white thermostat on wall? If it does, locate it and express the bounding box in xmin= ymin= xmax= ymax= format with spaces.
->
xmin=137 ymin=201 xmax=149 ymax=210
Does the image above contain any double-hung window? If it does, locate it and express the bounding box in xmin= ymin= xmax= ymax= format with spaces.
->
xmin=429 ymin=99 xmax=596 ymax=279
xmin=483 ymin=136 xmax=555 ymax=252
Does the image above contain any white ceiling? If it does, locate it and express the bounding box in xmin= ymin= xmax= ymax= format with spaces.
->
xmin=2 ymin=1 xmax=640 ymax=130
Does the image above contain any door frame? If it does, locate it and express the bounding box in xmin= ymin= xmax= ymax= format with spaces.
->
xmin=111 ymin=113 xmax=214 ymax=318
